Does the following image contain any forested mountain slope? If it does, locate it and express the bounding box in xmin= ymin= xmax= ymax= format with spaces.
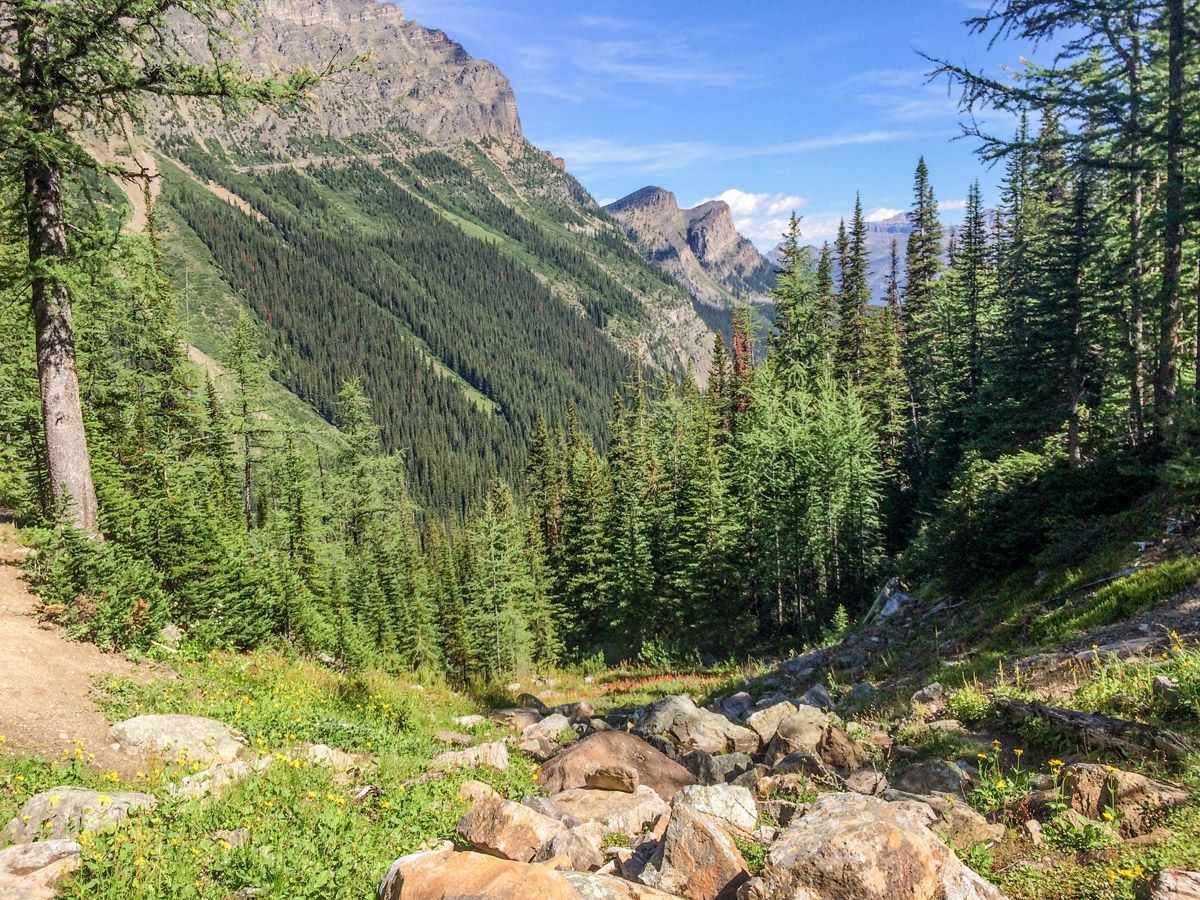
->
xmin=132 ymin=0 xmax=714 ymax=512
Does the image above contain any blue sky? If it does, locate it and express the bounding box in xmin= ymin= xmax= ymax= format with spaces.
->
xmin=402 ymin=0 xmax=1037 ymax=249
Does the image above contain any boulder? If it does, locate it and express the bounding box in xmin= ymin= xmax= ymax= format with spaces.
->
xmin=520 ymin=735 xmax=562 ymax=762
xmin=492 ymin=708 xmax=543 ymax=730
xmin=379 ymin=848 xmax=576 ymax=899
xmin=539 ymin=731 xmax=695 ymax=801
xmin=680 ymin=751 xmax=753 ymax=786
xmin=798 ymin=684 xmax=833 ymax=712
xmin=721 ymin=693 xmax=754 ymax=721
xmin=452 ymin=714 xmax=487 ymax=728
xmin=169 ymin=756 xmax=272 ymax=801
xmin=739 ymin=793 xmax=1005 ymax=900
xmin=817 ymin=723 xmax=869 ymax=773
xmin=0 ymin=840 xmax=82 ymax=900
xmin=839 ymin=683 xmax=878 ymax=712
xmin=585 ymin=765 xmax=639 ymax=793
xmin=525 ymin=713 xmax=573 ymax=743
xmin=547 ymin=786 xmax=669 ymax=837
xmin=896 ymin=760 xmax=973 ymax=797
xmin=637 ymin=695 xmax=759 ymax=756
xmin=911 ymin=683 xmax=947 ymax=709
xmin=673 ymin=784 xmax=758 ymax=837
xmin=561 ymin=870 xmax=684 ymax=898
xmin=884 ymin=790 xmax=1005 ymax=847
xmin=764 ymin=706 xmax=829 ymax=763
xmin=300 ymin=742 xmax=372 ymax=771
xmin=844 ymin=768 xmax=888 ymax=796
xmin=431 ymin=740 xmax=509 ymax=772
xmin=1 ymin=788 xmax=156 ymax=844
xmin=745 ymin=701 xmax=798 ymax=746
xmin=637 ymin=804 xmax=750 ymax=900
xmin=535 ymin=821 xmax=606 ymax=872
xmin=522 ymin=796 xmax=584 ymax=828
xmin=456 ymin=796 xmax=566 ymax=862
xmin=553 ymin=701 xmax=597 ymax=719
xmin=1061 ymin=764 xmax=1189 ymax=837
xmin=108 ymin=714 xmax=245 ymax=765
xmin=459 ymin=780 xmax=500 ymax=803
xmin=517 ymin=693 xmax=551 ymax=714
xmin=434 ymin=730 xmax=475 ymax=746
xmin=1153 ymin=870 xmax=1200 ymax=900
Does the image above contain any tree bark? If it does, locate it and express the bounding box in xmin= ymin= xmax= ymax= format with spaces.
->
xmin=1153 ymin=0 xmax=1185 ymax=432
xmin=26 ymin=158 xmax=101 ymax=537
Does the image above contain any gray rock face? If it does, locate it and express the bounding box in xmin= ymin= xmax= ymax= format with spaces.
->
xmin=2 ymin=788 xmax=156 ymax=844
xmin=764 ymin=706 xmax=829 ymax=763
xmin=534 ymin=821 xmax=605 ymax=872
xmin=0 ymin=840 xmax=82 ymax=900
xmin=431 ymin=740 xmax=509 ymax=772
xmin=161 ymin=0 xmax=522 ymax=150
xmin=108 ymin=714 xmax=246 ymax=765
xmin=673 ymin=784 xmax=758 ymax=837
xmin=745 ymin=701 xmax=798 ymax=746
xmin=739 ymin=793 xmax=1005 ymax=900
xmin=1153 ymin=869 xmax=1200 ymax=900
xmin=637 ymin=695 xmax=759 ymax=756
xmin=605 ymin=188 xmax=776 ymax=316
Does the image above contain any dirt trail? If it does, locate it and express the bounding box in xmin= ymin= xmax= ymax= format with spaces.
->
xmin=0 ymin=518 xmax=149 ymax=773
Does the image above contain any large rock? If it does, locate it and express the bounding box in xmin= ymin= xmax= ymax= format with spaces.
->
xmin=539 ymin=731 xmax=695 ymax=801
xmin=638 ymin=805 xmax=750 ymax=900
xmin=431 ymin=740 xmax=509 ymax=772
xmin=378 ymin=848 xmax=679 ymax=899
xmin=884 ymin=790 xmax=1004 ymax=847
xmin=456 ymin=796 xmax=566 ymax=862
xmin=0 ymin=840 xmax=82 ymax=900
xmin=673 ymin=784 xmax=758 ymax=837
xmin=680 ymin=751 xmax=754 ymax=786
xmin=1 ymin=789 xmax=156 ymax=845
xmin=535 ymin=821 xmax=606 ymax=872
xmin=108 ymin=714 xmax=245 ymax=765
xmin=547 ymin=786 xmax=669 ymax=837
xmin=379 ymin=848 xmax=577 ymax=899
xmin=745 ymin=701 xmax=798 ymax=746
xmin=637 ymin=695 xmax=759 ymax=756
xmin=896 ymin=760 xmax=973 ymax=797
xmin=739 ymin=793 xmax=1005 ymax=900
xmin=168 ymin=756 xmax=273 ymax=800
xmin=492 ymin=708 xmax=543 ymax=730
xmin=1061 ymin=764 xmax=1189 ymax=837
xmin=525 ymin=713 xmax=573 ymax=743
xmin=1154 ymin=870 xmax=1200 ymax=900
xmin=764 ymin=706 xmax=828 ymax=762
xmin=561 ymin=871 xmax=681 ymax=898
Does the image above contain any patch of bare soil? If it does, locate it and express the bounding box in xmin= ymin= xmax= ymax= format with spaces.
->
xmin=0 ymin=520 xmax=152 ymax=774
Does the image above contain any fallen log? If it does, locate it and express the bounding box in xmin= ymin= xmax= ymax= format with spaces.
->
xmin=993 ymin=697 xmax=1195 ymax=762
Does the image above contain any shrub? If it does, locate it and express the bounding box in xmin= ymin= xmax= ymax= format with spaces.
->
xmin=947 ymin=686 xmax=994 ymax=724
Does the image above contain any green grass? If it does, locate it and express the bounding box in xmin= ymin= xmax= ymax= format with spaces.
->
xmin=1031 ymin=556 xmax=1200 ymax=642
xmin=1 ymin=651 xmax=540 ymax=900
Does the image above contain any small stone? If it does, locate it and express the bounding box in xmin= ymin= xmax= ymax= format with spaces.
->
xmin=435 ymin=731 xmax=475 ymax=746
xmin=451 ymin=715 xmax=486 ymax=728
xmin=0 ymin=840 xmax=82 ymax=900
xmin=1153 ymin=869 xmax=1200 ymax=900
xmin=209 ymin=828 xmax=249 ymax=848
xmin=584 ymin=764 xmax=639 ymax=793
xmin=458 ymin=780 xmax=500 ymax=804
xmin=799 ymin=684 xmax=833 ymax=711
xmin=431 ymin=740 xmax=509 ymax=773
xmin=1023 ymin=819 xmax=1044 ymax=846
xmin=910 ymin=683 xmax=946 ymax=707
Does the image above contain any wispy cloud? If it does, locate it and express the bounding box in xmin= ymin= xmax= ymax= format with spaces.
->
xmin=866 ymin=207 xmax=904 ymax=222
xmin=550 ymin=131 xmax=908 ymax=175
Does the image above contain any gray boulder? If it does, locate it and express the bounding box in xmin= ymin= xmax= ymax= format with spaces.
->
xmin=0 ymin=840 xmax=82 ymax=900
xmin=1 ymin=788 xmax=156 ymax=844
xmin=637 ymin=695 xmax=759 ymax=756
xmin=108 ymin=714 xmax=246 ymax=765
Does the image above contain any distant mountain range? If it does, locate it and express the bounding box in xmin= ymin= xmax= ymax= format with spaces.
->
xmin=604 ymin=187 xmax=777 ymax=338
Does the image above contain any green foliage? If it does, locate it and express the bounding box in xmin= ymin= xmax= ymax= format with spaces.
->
xmin=733 ymin=836 xmax=769 ymax=875
xmin=600 ymin=832 xmax=630 ymax=850
xmin=946 ymin=686 xmax=994 ymax=725
xmin=1033 ymin=557 xmax=1200 ymax=642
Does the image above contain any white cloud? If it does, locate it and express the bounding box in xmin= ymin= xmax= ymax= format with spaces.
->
xmin=866 ymin=207 xmax=904 ymax=222
xmin=598 ymin=197 xmax=617 ymax=207
xmin=939 ymin=198 xmax=969 ymax=211
xmin=695 ymin=189 xmax=809 ymax=247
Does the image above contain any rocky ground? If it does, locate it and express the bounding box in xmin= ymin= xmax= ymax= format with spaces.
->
xmin=1 ymin=524 xmax=1199 ymax=898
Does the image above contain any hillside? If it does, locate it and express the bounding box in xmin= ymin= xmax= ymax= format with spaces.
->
xmin=129 ymin=0 xmax=715 ymax=511
xmin=605 ymin=186 xmax=777 ymax=337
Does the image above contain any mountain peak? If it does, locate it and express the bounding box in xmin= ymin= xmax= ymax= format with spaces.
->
xmin=605 ymin=185 xmax=678 ymax=215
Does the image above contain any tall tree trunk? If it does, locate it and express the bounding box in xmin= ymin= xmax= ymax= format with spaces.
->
xmin=1153 ymin=0 xmax=1185 ymax=432
xmin=1126 ymin=28 xmax=1146 ymax=447
xmin=26 ymin=158 xmax=101 ymax=537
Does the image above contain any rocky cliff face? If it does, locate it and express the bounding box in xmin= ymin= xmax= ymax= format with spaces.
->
xmin=160 ymin=0 xmax=521 ymax=150
xmin=606 ymin=187 xmax=776 ymax=322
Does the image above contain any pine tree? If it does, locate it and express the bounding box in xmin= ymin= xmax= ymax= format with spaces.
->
xmin=835 ymin=196 xmax=871 ymax=382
